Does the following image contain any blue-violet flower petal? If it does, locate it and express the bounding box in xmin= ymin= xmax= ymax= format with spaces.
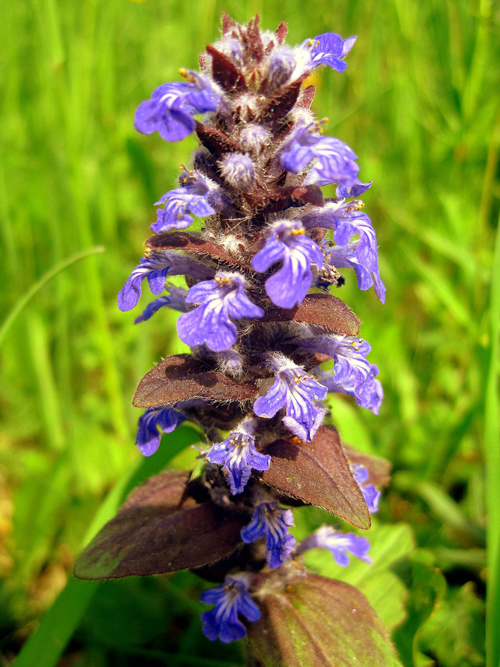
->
xmin=241 ymin=501 xmax=296 ymax=569
xmin=200 ymin=575 xmax=260 ymax=643
xmin=177 ymin=272 xmax=264 ymax=352
xmin=207 ymin=430 xmax=270 ymax=495
xmin=254 ymin=356 xmax=327 ymax=442
xmin=252 ymin=220 xmax=323 ymax=309
xmin=135 ymin=407 xmax=186 ymax=457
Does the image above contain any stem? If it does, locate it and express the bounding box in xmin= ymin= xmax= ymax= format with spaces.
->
xmin=0 ymin=246 xmax=105 ymax=348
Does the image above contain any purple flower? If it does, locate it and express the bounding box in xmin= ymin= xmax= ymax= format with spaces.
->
xmin=134 ymin=284 xmax=188 ymax=324
xmin=305 ymin=33 xmax=357 ymax=73
xmin=303 ymin=200 xmax=386 ymax=303
xmin=252 ymin=221 xmax=323 ymax=309
xmin=317 ymin=365 xmax=383 ymax=415
xmin=336 ymin=179 xmax=372 ymax=200
xmin=177 ymin=272 xmax=264 ymax=352
xmin=268 ymin=48 xmax=295 ymax=90
xmin=299 ymin=525 xmax=372 ymax=566
xmin=135 ymin=407 xmax=186 ymax=456
xmin=200 ymin=575 xmax=260 ymax=643
xmin=207 ymin=423 xmax=270 ymax=495
xmin=298 ymin=334 xmax=378 ymax=406
xmin=281 ymin=124 xmax=359 ymax=188
xmin=152 ymin=168 xmax=218 ymax=233
xmin=220 ymin=153 xmax=255 ymax=190
xmin=118 ymin=252 xmax=214 ymax=312
xmin=254 ymin=355 xmax=327 ymax=442
xmin=134 ymin=73 xmax=220 ymax=143
xmin=352 ymin=464 xmax=381 ymax=514
xmin=117 ymin=255 xmax=171 ymax=311
xmin=239 ymin=125 xmax=270 ymax=152
xmin=241 ymin=501 xmax=296 ymax=569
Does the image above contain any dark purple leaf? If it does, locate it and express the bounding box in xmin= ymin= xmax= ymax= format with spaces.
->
xmin=258 ymin=74 xmax=310 ymax=124
xmin=262 ymin=293 xmax=360 ymax=336
xmin=248 ymin=570 xmax=402 ymax=667
xmin=145 ymin=232 xmax=251 ymax=270
xmin=206 ymin=45 xmax=247 ymax=93
xmin=251 ymin=185 xmax=324 ymax=215
xmin=298 ymin=85 xmax=316 ymax=108
xmin=259 ymin=425 xmax=370 ymax=529
xmin=290 ymin=185 xmax=323 ymax=207
xmin=222 ymin=13 xmax=237 ymax=36
xmin=196 ymin=122 xmax=240 ymax=157
xmin=74 ymin=471 xmax=248 ymax=579
xmin=133 ymin=355 xmax=259 ymax=409
xmin=245 ymin=16 xmax=264 ymax=62
xmin=275 ymin=22 xmax=287 ymax=45
xmin=342 ymin=444 xmax=392 ymax=487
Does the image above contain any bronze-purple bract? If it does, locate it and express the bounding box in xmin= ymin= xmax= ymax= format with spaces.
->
xmin=262 ymin=293 xmax=360 ymax=335
xmin=248 ymin=570 xmax=401 ymax=667
xmin=259 ymin=425 xmax=370 ymax=529
xmin=75 ymin=471 xmax=248 ymax=580
xmin=133 ymin=354 xmax=259 ymax=409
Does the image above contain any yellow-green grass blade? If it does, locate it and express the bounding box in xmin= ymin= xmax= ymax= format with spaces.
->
xmin=485 ymin=215 xmax=500 ymax=667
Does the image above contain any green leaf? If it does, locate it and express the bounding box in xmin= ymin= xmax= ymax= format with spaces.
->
xmin=419 ymin=582 xmax=485 ymax=667
xmin=392 ymin=551 xmax=446 ymax=667
xmin=248 ymin=570 xmax=403 ymax=667
xmin=0 ymin=246 xmax=105 ymax=348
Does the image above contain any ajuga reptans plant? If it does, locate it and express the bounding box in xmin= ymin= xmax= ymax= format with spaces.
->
xmin=76 ymin=15 xmax=400 ymax=664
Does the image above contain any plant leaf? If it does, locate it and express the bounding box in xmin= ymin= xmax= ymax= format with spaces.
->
xmin=74 ymin=471 xmax=247 ymax=579
xmin=259 ymin=425 xmax=370 ymax=529
xmin=206 ymin=45 xmax=247 ymax=93
xmin=196 ymin=121 xmax=240 ymax=156
xmin=391 ymin=551 xmax=446 ymax=667
xmin=252 ymin=185 xmax=324 ymax=214
xmin=298 ymin=84 xmax=316 ymax=108
xmin=248 ymin=570 xmax=402 ymax=667
xmin=301 ymin=522 xmax=414 ymax=631
xmin=262 ymin=293 xmax=360 ymax=335
xmin=145 ymin=232 xmax=251 ymax=270
xmin=133 ymin=354 xmax=259 ymax=408
xmin=258 ymin=73 xmax=310 ymax=123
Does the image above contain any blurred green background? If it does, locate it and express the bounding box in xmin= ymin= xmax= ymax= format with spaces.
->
xmin=0 ymin=0 xmax=499 ymax=665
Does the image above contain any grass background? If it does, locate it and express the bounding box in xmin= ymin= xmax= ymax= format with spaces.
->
xmin=0 ymin=0 xmax=499 ymax=665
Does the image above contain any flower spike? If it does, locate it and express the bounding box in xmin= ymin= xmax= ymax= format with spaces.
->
xmin=109 ymin=15 xmax=390 ymax=648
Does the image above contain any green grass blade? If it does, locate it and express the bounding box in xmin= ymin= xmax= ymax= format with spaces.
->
xmin=13 ymin=578 xmax=100 ymax=667
xmin=485 ymin=215 xmax=500 ymax=667
xmin=15 ymin=426 xmax=201 ymax=667
xmin=0 ymin=246 xmax=105 ymax=348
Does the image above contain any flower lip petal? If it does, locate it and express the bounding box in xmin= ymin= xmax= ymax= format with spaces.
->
xmin=207 ymin=429 xmax=270 ymax=495
xmin=199 ymin=576 xmax=260 ymax=643
xmin=177 ymin=272 xmax=263 ymax=352
xmin=252 ymin=221 xmax=323 ymax=309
